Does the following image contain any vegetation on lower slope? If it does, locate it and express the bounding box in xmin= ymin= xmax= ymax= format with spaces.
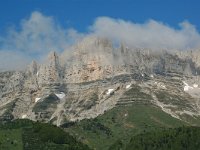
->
xmin=0 ymin=129 xmax=23 ymax=150
xmin=125 ymin=126 xmax=200 ymax=150
xmin=0 ymin=119 xmax=90 ymax=150
xmin=65 ymin=104 xmax=189 ymax=150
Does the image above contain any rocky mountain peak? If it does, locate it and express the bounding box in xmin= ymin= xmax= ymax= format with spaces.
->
xmin=28 ymin=60 xmax=38 ymax=75
xmin=36 ymin=51 xmax=61 ymax=85
xmin=44 ymin=37 xmax=200 ymax=83
xmin=2 ymin=36 xmax=200 ymax=126
xmin=73 ymin=36 xmax=113 ymax=56
xmin=48 ymin=51 xmax=59 ymax=62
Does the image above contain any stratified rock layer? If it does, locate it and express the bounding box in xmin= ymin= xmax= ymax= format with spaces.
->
xmin=1 ymin=36 xmax=200 ymax=126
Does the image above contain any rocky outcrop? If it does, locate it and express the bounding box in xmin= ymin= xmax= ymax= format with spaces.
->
xmin=37 ymin=51 xmax=62 ymax=86
xmin=1 ymin=36 xmax=200 ymax=125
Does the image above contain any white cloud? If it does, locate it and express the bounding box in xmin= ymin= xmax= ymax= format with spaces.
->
xmin=2 ymin=11 xmax=83 ymax=54
xmin=90 ymin=17 xmax=200 ymax=50
xmin=1 ymin=12 xmax=200 ymax=71
xmin=0 ymin=11 xmax=83 ymax=71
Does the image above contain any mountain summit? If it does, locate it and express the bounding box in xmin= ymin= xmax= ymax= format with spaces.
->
xmin=1 ymin=36 xmax=200 ymax=126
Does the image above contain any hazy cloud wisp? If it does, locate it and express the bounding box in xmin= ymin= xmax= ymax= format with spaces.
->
xmin=91 ymin=17 xmax=200 ymax=50
xmin=1 ymin=11 xmax=200 ymax=71
xmin=0 ymin=11 xmax=83 ymax=71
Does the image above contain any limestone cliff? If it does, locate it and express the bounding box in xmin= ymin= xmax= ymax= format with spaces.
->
xmin=1 ymin=36 xmax=200 ymax=126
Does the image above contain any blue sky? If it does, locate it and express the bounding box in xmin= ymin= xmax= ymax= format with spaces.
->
xmin=0 ymin=0 xmax=200 ymax=34
xmin=0 ymin=0 xmax=200 ymax=70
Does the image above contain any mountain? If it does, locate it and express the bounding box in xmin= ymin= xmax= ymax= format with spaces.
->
xmin=1 ymin=36 xmax=200 ymax=149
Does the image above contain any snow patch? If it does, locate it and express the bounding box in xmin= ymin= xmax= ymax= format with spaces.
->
xmin=183 ymin=81 xmax=194 ymax=91
xmin=55 ymin=92 xmax=65 ymax=99
xmin=36 ymin=72 xmax=39 ymax=76
xmin=193 ymin=84 xmax=198 ymax=88
xmin=159 ymin=84 xmax=166 ymax=89
xmin=156 ymin=82 xmax=166 ymax=89
xmin=126 ymin=84 xmax=131 ymax=89
xmin=150 ymin=74 xmax=154 ymax=78
xmin=22 ymin=114 xmax=27 ymax=119
xmin=35 ymin=97 xmax=41 ymax=103
xmin=106 ymin=89 xmax=114 ymax=95
xmin=184 ymin=86 xmax=193 ymax=91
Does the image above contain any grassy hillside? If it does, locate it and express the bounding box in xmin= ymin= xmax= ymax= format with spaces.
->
xmin=0 ymin=119 xmax=90 ymax=150
xmin=65 ymin=104 xmax=189 ymax=150
xmin=0 ymin=105 xmax=200 ymax=150
xmin=125 ymin=126 xmax=200 ymax=150
xmin=0 ymin=129 xmax=23 ymax=150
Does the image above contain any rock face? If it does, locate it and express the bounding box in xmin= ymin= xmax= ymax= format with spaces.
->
xmin=1 ymin=36 xmax=200 ymax=126
xmin=37 ymin=51 xmax=62 ymax=85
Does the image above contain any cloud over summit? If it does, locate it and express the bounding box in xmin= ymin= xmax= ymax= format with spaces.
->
xmin=91 ymin=17 xmax=200 ymax=50
xmin=0 ymin=11 xmax=200 ymax=71
xmin=2 ymin=11 xmax=79 ymax=55
xmin=0 ymin=11 xmax=83 ymax=70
